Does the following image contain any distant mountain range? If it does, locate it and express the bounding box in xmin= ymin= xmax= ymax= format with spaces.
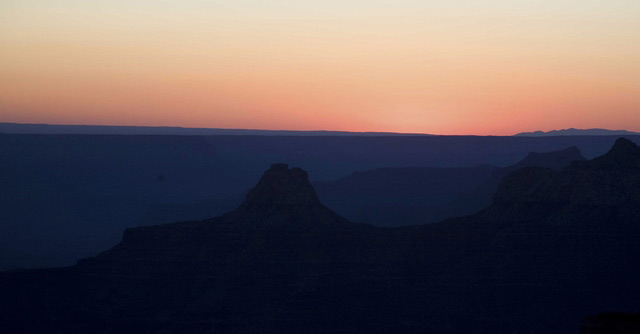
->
xmin=314 ymin=146 xmax=586 ymax=225
xmin=0 ymin=122 xmax=430 ymax=136
xmin=2 ymin=138 xmax=640 ymax=333
xmin=2 ymin=122 xmax=640 ymax=137
xmin=516 ymin=128 xmax=640 ymax=136
xmin=2 ymin=133 xmax=639 ymax=270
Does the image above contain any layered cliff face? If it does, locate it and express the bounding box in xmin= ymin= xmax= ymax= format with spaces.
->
xmin=500 ymin=145 xmax=586 ymax=174
xmin=2 ymin=140 xmax=640 ymax=333
xmin=437 ymin=139 xmax=640 ymax=269
xmin=314 ymin=145 xmax=586 ymax=226
xmin=491 ymin=138 xmax=640 ymax=218
xmin=571 ymin=137 xmax=640 ymax=171
xmin=412 ymin=139 xmax=640 ymax=333
xmin=434 ymin=145 xmax=587 ymax=220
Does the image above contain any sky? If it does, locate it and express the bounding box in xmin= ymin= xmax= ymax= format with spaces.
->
xmin=1 ymin=0 xmax=639 ymax=135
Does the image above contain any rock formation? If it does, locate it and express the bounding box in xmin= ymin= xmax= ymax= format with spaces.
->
xmin=2 ymin=139 xmax=640 ymax=333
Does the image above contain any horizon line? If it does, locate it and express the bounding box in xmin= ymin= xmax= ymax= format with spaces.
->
xmin=1 ymin=121 xmax=639 ymax=137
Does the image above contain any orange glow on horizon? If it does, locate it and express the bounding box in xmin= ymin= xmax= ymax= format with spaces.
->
xmin=1 ymin=1 xmax=639 ymax=135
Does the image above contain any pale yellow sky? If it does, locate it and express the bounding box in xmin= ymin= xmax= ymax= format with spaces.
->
xmin=1 ymin=0 xmax=639 ymax=134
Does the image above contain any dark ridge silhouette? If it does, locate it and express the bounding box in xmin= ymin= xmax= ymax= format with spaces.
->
xmin=488 ymin=140 xmax=639 ymax=208
xmin=204 ymin=163 xmax=355 ymax=232
xmin=314 ymin=165 xmax=499 ymax=225
xmin=315 ymin=145 xmax=586 ymax=225
xmin=570 ymin=137 xmax=640 ymax=171
xmin=1 ymin=138 xmax=640 ymax=333
xmin=5 ymin=134 xmax=638 ymax=270
xmin=499 ymin=145 xmax=585 ymax=173
xmin=516 ymin=128 xmax=640 ymax=136
xmin=436 ymin=145 xmax=587 ymax=219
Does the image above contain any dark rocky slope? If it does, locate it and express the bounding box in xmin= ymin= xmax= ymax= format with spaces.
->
xmin=2 ymin=134 xmax=638 ymax=269
xmin=1 ymin=139 xmax=640 ymax=333
xmin=436 ymin=145 xmax=587 ymax=219
xmin=314 ymin=164 xmax=499 ymax=225
xmin=414 ymin=138 xmax=640 ymax=332
xmin=316 ymin=145 xmax=586 ymax=225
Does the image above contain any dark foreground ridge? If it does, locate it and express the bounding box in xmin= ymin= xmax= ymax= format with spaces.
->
xmin=2 ymin=139 xmax=640 ymax=333
xmin=571 ymin=137 xmax=640 ymax=171
xmin=2 ymin=133 xmax=637 ymax=269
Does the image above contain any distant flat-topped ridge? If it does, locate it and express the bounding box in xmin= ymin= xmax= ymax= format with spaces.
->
xmin=0 ymin=122 xmax=431 ymax=136
xmin=516 ymin=128 xmax=640 ymax=137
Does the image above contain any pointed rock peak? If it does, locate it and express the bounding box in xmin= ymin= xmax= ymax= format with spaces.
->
xmin=571 ymin=137 xmax=640 ymax=171
xmin=241 ymin=163 xmax=321 ymax=206
xmin=610 ymin=137 xmax=640 ymax=154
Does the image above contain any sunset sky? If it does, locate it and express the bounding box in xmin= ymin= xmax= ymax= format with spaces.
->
xmin=1 ymin=0 xmax=639 ymax=135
